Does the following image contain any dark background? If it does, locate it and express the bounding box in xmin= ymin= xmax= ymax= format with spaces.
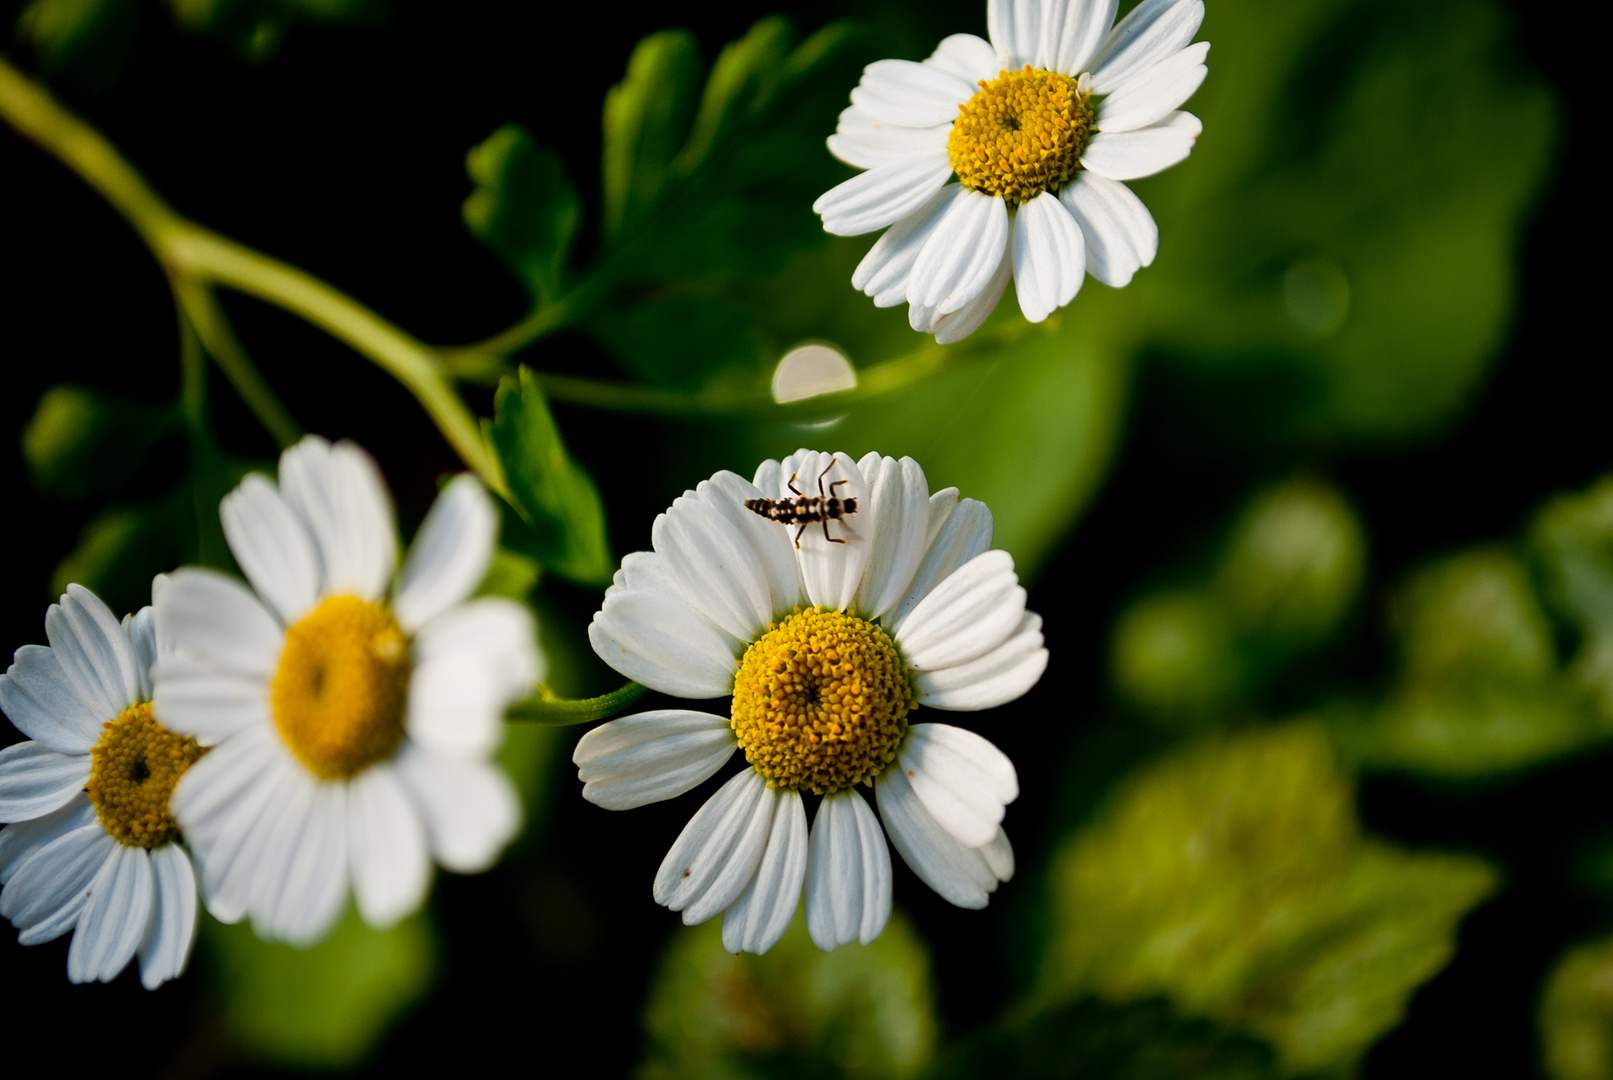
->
xmin=0 ymin=0 xmax=1599 ymax=1075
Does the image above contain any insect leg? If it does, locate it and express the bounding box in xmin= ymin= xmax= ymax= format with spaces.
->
xmin=788 ymin=473 xmax=803 ymax=496
xmin=816 ymin=460 xmax=834 ymax=497
xmin=823 ymin=518 xmax=846 ymax=545
xmin=794 ymin=522 xmax=807 ymax=549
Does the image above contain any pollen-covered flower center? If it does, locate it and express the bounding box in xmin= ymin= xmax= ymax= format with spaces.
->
xmin=730 ymin=607 xmax=912 ymax=795
xmin=87 ymin=702 xmax=203 ymax=849
xmin=272 ymin=595 xmax=410 ymax=780
xmin=948 ymin=66 xmax=1094 ymax=204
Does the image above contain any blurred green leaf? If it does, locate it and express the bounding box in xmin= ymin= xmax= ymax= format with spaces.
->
xmin=490 ymin=366 xmax=613 ymax=585
xmin=475 ymin=545 xmax=541 ymax=603
xmin=50 ymin=501 xmax=179 ymax=616
xmin=166 ymin=0 xmax=384 ymax=61
xmin=1540 ymin=934 xmax=1613 ymax=1080
xmin=14 ymin=0 xmax=139 ymax=87
xmin=1532 ymin=476 xmax=1613 ymax=719
xmin=1043 ymin=723 xmax=1497 ymax=1075
xmin=22 ymin=384 xmax=177 ymax=501
xmin=934 ymin=997 xmax=1279 ymax=1080
xmin=640 ymin=911 xmax=937 ymax=1080
xmin=1137 ymin=0 xmax=1556 ymax=442
xmin=1111 ymin=590 xmax=1243 ymax=718
xmin=1338 ymin=549 xmax=1611 ymax=778
xmin=203 ymin=905 xmax=436 ymax=1069
xmin=602 ymin=28 xmax=703 ymax=244
xmin=464 ymin=125 xmax=580 ymax=304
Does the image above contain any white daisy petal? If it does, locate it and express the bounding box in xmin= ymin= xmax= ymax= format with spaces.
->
xmin=0 ymin=741 xmax=92 ymax=821
xmin=1012 ymin=192 xmax=1087 ymax=323
xmin=574 ymin=710 xmax=737 ymax=811
xmin=988 ymin=0 xmax=1042 ymax=67
xmin=0 ymin=645 xmax=105 ymax=754
xmin=853 ymin=184 xmax=965 ymax=308
xmin=278 ymin=437 xmax=398 ymax=602
xmin=67 ymin=843 xmax=153 ymax=983
xmin=775 ymin=450 xmax=871 ymax=612
xmin=925 ymin=32 xmax=1002 ymax=85
xmin=1080 ymin=110 xmax=1202 ymax=180
xmin=814 ymin=151 xmax=955 ymax=237
xmin=219 ymin=474 xmax=321 ymax=625
xmin=850 ymin=59 xmax=975 ymax=128
xmin=0 ymin=795 xmax=95 ymax=884
xmin=124 ymin=607 xmax=157 ymax=702
xmin=46 ymin=585 xmax=141 ymax=720
xmin=393 ymin=475 xmax=498 ymax=634
xmin=885 ymin=491 xmax=995 ymax=636
xmin=1056 ymin=0 xmax=1119 ymax=76
xmin=653 ymin=494 xmax=777 ymax=643
xmin=908 ymin=188 xmax=1011 ymax=314
xmin=393 ymin=742 xmax=520 ymax=872
xmin=1096 ymin=40 xmax=1209 ymax=133
xmin=928 ymin=246 xmax=1014 ymax=344
xmin=898 ymin=724 xmax=1018 ymax=848
xmin=2 ymin=820 xmax=115 ymax=945
xmin=153 ymin=655 xmax=270 ymax=747
xmin=828 ymin=105 xmax=951 ymax=171
xmin=876 ymin=765 xmax=1010 ymax=909
xmin=693 ymin=472 xmax=805 ymax=616
xmin=265 ymin=780 xmax=349 ymax=947
xmin=853 ymin=454 xmax=933 ymax=620
xmin=1058 ymin=172 xmax=1158 ymax=287
xmin=804 ymin=788 xmax=892 ymax=949
xmin=721 ymin=788 xmax=808 ymax=955
xmin=168 ymin=723 xmax=280 ymax=880
xmin=138 ymin=842 xmax=198 ymax=990
xmin=348 ymin=764 xmax=431 ymax=929
xmin=407 ymin=598 xmax=539 ymax=759
xmin=1089 ymin=0 xmax=1205 ymax=93
xmin=589 ymin=589 xmax=738 ymax=699
xmin=897 ymin=550 xmax=1027 ymax=670
xmin=916 ymin=612 xmax=1048 ymax=710
xmin=233 ymin=758 xmax=318 ymax=933
xmin=155 ymin=568 xmax=284 ymax=677
xmin=654 ymin=769 xmax=774 ymax=923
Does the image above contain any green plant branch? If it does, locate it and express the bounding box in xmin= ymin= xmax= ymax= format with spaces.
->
xmin=173 ymin=279 xmax=302 ymax=448
xmin=506 ymin=681 xmax=650 ymax=725
xmin=0 ymin=55 xmax=503 ymax=494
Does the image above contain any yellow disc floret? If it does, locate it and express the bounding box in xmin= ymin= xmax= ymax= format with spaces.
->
xmin=948 ymin=66 xmax=1095 ymax=204
xmin=87 ymin=702 xmax=203 ymax=848
xmin=272 ymin=595 xmax=410 ymax=780
xmin=731 ymin=607 xmax=913 ymax=794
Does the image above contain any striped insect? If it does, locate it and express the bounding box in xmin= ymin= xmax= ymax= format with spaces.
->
xmin=745 ymin=461 xmax=859 ymax=548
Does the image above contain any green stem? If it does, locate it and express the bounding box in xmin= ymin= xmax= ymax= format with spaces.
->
xmin=174 ymin=279 xmax=302 ymax=449
xmin=506 ymin=681 xmax=651 ymax=725
xmin=0 ymin=56 xmax=501 ymax=494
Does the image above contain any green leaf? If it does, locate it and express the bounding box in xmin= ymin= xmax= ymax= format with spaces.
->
xmin=165 ymin=0 xmax=384 ymax=61
xmin=934 ymin=997 xmax=1280 ymax=1080
xmin=201 ymin=906 xmax=436 ymax=1069
xmin=1110 ymin=590 xmax=1244 ymax=719
xmin=1336 ymin=549 xmax=1612 ymax=779
xmin=1042 ymin=723 xmax=1497 ymax=1075
xmin=474 ymin=545 xmax=541 ymax=602
xmin=640 ymin=911 xmax=937 ymax=1080
xmin=1136 ymin=0 xmax=1556 ymax=443
xmin=600 ymin=28 xmax=703 ymax=243
xmin=1540 ymin=933 xmax=1613 ymax=1080
xmin=14 ymin=0 xmax=140 ymax=88
xmin=22 ymin=385 xmax=176 ymax=501
xmin=49 ymin=501 xmax=181 ymax=617
xmin=463 ymin=124 xmax=581 ymax=303
xmin=1531 ymin=475 xmax=1613 ymax=720
xmin=489 ymin=366 xmax=612 ymax=585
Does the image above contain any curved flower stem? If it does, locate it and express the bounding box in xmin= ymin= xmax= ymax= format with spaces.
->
xmin=506 ymin=681 xmax=651 ymax=725
xmin=0 ymin=56 xmax=503 ymax=494
xmin=172 ymin=278 xmax=302 ymax=448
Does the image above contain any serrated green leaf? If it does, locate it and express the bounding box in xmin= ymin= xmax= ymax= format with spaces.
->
xmin=601 ymin=29 xmax=702 ymax=243
xmin=490 ymin=367 xmax=612 ymax=586
xmin=673 ymin=16 xmax=793 ymax=173
xmin=1540 ymin=933 xmax=1613 ymax=1080
xmin=1043 ymin=724 xmax=1497 ymax=1075
xmin=1531 ymin=476 xmax=1613 ymax=720
xmin=22 ymin=385 xmax=176 ymax=501
xmin=202 ymin=906 xmax=436 ymax=1069
xmin=640 ymin=911 xmax=936 ymax=1080
xmin=464 ymin=124 xmax=580 ymax=303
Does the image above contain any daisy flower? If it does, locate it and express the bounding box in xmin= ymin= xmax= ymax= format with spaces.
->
xmin=154 ymin=435 xmax=539 ymax=945
xmin=814 ymin=0 xmax=1208 ymax=342
xmin=574 ymin=450 xmax=1046 ymax=954
xmin=0 ymin=585 xmax=201 ymax=987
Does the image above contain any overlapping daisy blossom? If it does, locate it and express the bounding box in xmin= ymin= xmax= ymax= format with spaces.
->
xmin=0 ymin=587 xmax=199 ymax=988
xmin=815 ymin=0 xmax=1208 ymax=342
xmin=153 ymin=435 xmax=539 ymax=946
xmin=575 ymin=450 xmax=1046 ymax=955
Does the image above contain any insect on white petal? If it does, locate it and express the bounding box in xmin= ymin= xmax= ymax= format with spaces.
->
xmin=744 ymin=461 xmax=861 ymax=549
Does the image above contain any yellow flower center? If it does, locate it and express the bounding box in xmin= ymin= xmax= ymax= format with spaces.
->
xmin=730 ymin=607 xmax=913 ymax=795
xmin=272 ymin=595 xmax=410 ymax=780
xmin=947 ymin=66 xmax=1094 ymax=204
xmin=87 ymin=702 xmax=203 ymax=848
